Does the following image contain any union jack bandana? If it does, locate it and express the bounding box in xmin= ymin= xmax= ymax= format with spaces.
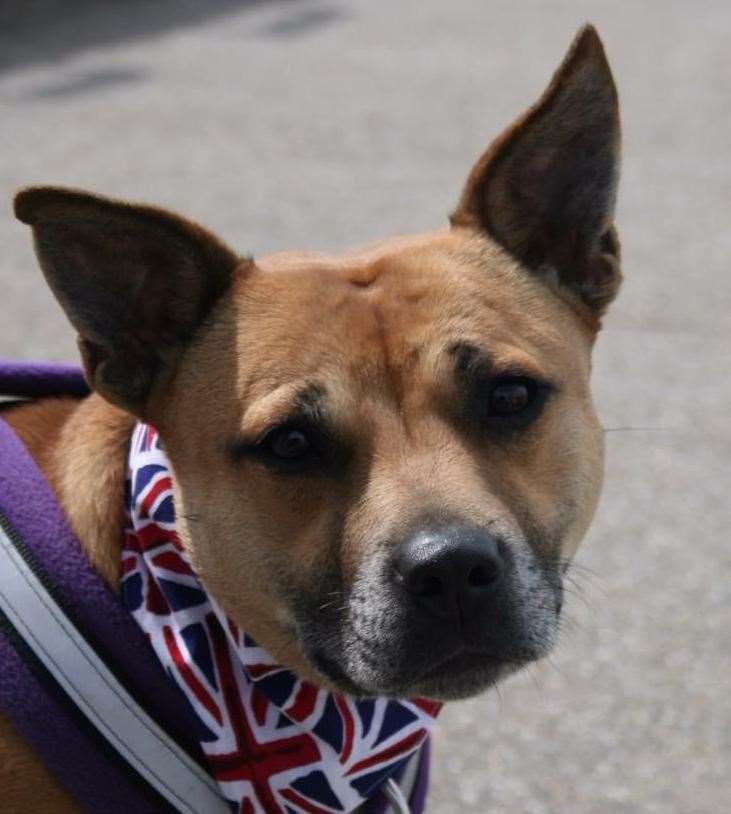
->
xmin=121 ymin=423 xmax=440 ymax=814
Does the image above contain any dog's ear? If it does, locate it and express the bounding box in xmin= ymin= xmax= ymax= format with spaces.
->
xmin=14 ymin=187 xmax=246 ymax=415
xmin=451 ymin=25 xmax=621 ymax=314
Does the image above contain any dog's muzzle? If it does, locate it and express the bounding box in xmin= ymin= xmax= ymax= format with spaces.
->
xmin=302 ymin=522 xmax=563 ymax=700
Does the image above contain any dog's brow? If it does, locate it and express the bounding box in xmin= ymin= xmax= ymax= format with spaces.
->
xmin=293 ymin=383 xmax=326 ymax=421
xmin=238 ymin=381 xmax=328 ymax=442
xmin=448 ymin=342 xmax=491 ymax=380
xmin=447 ymin=342 xmax=549 ymax=385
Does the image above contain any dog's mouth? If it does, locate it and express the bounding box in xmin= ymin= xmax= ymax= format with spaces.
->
xmin=307 ymin=639 xmax=530 ymax=700
xmin=375 ymin=646 xmax=524 ymax=699
xmin=297 ymin=560 xmax=562 ymax=700
xmin=292 ymin=536 xmax=563 ymax=700
xmin=308 ymin=649 xmax=368 ymax=696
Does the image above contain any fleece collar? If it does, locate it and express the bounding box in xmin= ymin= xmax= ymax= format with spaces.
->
xmin=122 ymin=422 xmax=439 ymax=814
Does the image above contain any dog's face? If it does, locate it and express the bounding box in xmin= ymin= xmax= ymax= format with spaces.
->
xmin=15 ymin=26 xmax=621 ymax=700
xmin=161 ymin=231 xmax=604 ymax=699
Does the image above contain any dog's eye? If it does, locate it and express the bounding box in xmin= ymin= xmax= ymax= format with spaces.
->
xmin=230 ymin=420 xmax=337 ymax=474
xmin=484 ymin=376 xmax=551 ymax=430
xmin=241 ymin=422 xmax=325 ymax=473
xmin=267 ymin=427 xmax=311 ymax=460
xmin=488 ymin=378 xmax=534 ymax=416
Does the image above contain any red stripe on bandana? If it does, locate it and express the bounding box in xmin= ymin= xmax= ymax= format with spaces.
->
xmin=163 ymin=625 xmax=223 ymax=726
xmin=286 ymin=683 xmax=318 ymax=722
xmin=140 ymin=476 xmax=172 ymax=518
xmin=246 ymin=663 xmax=280 ymax=679
xmin=121 ymin=556 xmax=136 ymax=575
xmin=134 ymin=523 xmax=180 ymax=552
xmin=412 ymin=698 xmax=442 ymax=717
xmin=151 ymin=550 xmax=190 ymax=574
xmin=335 ymin=696 xmax=355 ymax=765
xmin=346 ymin=728 xmax=427 ymax=776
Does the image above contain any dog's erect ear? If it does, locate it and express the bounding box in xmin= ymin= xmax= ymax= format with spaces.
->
xmin=451 ymin=25 xmax=621 ymax=313
xmin=14 ymin=187 xmax=245 ymax=415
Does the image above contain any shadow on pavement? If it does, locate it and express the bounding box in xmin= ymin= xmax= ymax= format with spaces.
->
xmin=0 ymin=0 xmax=317 ymax=73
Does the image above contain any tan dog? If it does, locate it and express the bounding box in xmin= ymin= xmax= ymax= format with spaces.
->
xmin=2 ymin=25 xmax=620 ymax=812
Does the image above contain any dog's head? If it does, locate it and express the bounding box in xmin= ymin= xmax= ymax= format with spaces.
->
xmin=15 ymin=26 xmax=620 ymax=700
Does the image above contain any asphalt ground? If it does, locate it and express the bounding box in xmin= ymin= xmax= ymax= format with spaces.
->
xmin=1 ymin=2 xmax=729 ymax=812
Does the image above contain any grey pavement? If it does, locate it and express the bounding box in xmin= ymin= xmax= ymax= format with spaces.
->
xmin=1 ymin=2 xmax=729 ymax=812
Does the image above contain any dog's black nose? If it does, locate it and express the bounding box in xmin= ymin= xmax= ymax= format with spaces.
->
xmin=393 ymin=525 xmax=505 ymax=619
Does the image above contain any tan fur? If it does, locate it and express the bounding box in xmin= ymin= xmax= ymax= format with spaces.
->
xmin=50 ymin=396 xmax=136 ymax=586
xmin=1 ymin=25 xmax=621 ymax=812
xmin=1 ymin=398 xmax=77 ymax=484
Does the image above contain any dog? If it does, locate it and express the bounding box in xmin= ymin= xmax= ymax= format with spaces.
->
xmin=0 ymin=24 xmax=621 ymax=813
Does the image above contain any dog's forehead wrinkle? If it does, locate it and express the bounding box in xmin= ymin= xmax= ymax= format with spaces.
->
xmin=244 ymin=238 xmax=577 ymax=395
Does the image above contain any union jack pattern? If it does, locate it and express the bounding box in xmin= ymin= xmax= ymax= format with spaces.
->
xmin=121 ymin=423 xmax=440 ymax=814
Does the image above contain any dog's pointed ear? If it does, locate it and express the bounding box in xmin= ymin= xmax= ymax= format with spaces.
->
xmin=14 ymin=186 xmax=247 ymax=415
xmin=451 ymin=25 xmax=621 ymax=313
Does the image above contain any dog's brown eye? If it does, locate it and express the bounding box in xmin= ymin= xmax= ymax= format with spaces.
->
xmin=230 ymin=422 xmax=328 ymax=473
xmin=268 ymin=427 xmax=311 ymax=459
xmin=490 ymin=381 xmax=531 ymax=415
xmin=488 ymin=378 xmax=534 ymax=416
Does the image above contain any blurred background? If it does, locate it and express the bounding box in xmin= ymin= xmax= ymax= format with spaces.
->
xmin=1 ymin=1 xmax=729 ymax=812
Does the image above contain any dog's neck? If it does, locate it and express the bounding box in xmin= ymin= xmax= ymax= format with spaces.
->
xmin=6 ymin=393 xmax=133 ymax=589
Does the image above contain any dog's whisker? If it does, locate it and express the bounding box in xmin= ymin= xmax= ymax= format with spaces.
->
xmin=560 ymin=585 xmax=596 ymax=612
xmin=547 ymin=556 xmax=599 ymax=580
xmin=544 ymin=653 xmax=569 ymax=681
xmin=317 ymin=599 xmax=350 ymax=614
xmin=492 ymin=680 xmax=505 ymax=710
xmin=565 ymin=569 xmax=600 ymax=588
xmin=523 ymin=663 xmax=545 ymax=696
xmin=602 ymin=426 xmax=668 ymax=433
xmin=563 ymin=574 xmax=591 ymax=596
xmin=566 ymin=572 xmax=608 ymax=600
xmin=557 ymin=611 xmax=588 ymax=635
xmin=561 ymin=559 xmax=598 ymax=576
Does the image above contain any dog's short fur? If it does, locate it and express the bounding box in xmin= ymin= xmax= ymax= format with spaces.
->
xmin=1 ymin=26 xmax=620 ymax=812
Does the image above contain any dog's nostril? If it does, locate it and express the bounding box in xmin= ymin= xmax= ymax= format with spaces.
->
xmin=396 ymin=567 xmax=445 ymax=598
xmin=467 ymin=562 xmax=500 ymax=587
xmin=417 ymin=574 xmax=443 ymax=598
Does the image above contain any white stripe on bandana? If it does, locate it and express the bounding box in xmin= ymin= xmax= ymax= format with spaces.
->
xmin=121 ymin=423 xmax=439 ymax=814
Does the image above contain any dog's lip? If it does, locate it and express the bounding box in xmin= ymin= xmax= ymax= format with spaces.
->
xmin=413 ymin=646 xmax=511 ymax=682
xmin=389 ymin=648 xmax=518 ymax=698
xmin=309 ymin=647 xmax=367 ymax=695
xmin=310 ymin=641 xmax=519 ymax=698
